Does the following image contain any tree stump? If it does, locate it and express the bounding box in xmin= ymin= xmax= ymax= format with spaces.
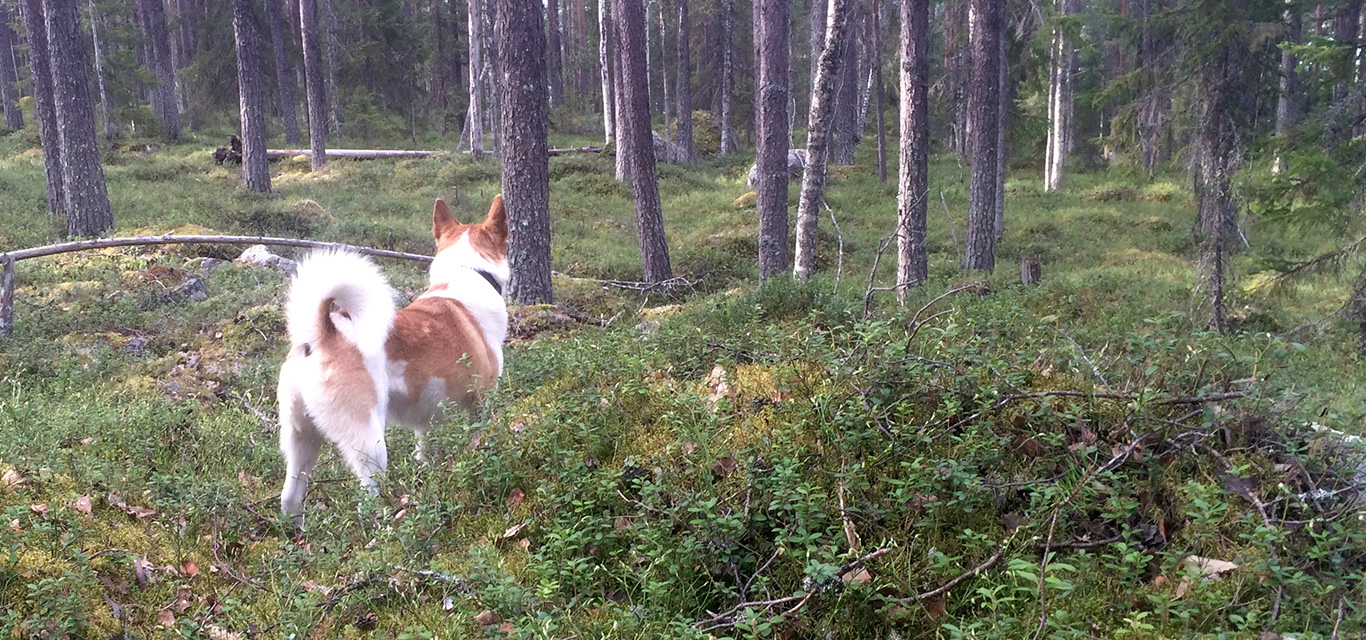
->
xmin=1 ymin=257 xmax=14 ymax=338
xmin=1021 ymin=256 xmax=1041 ymax=286
xmin=213 ymin=135 xmax=243 ymax=165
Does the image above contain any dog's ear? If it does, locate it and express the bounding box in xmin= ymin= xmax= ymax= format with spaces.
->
xmin=483 ymin=194 xmax=508 ymax=236
xmin=433 ymin=198 xmax=459 ymax=239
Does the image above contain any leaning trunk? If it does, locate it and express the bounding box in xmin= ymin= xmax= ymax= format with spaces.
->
xmin=616 ymin=0 xmax=672 ymax=282
xmin=896 ymin=0 xmax=929 ymax=300
xmin=234 ymin=0 xmax=271 ymax=193
xmin=45 ymin=0 xmax=115 ymax=237
xmin=498 ymin=0 xmax=554 ymax=302
xmin=793 ymin=0 xmax=851 ymax=283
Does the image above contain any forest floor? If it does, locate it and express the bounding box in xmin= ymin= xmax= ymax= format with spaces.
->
xmin=0 ymin=124 xmax=1363 ymax=639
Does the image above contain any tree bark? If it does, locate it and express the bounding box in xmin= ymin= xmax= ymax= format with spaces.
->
xmin=266 ymin=0 xmax=301 ymax=144
xmin=1276 ymin=5 xmax=1300 ymax=138
xmin=808 ymin=0 xmax=825 ymax=122
xmin=657 ymin=0 xmax=672 ymax=143
xmin=599 ymin=0 xmax=614 ymax=143
xmin=993 ymin=21 xmax=1006 ymax=238
xmin=755 ymin=0 xmax=789 ymax=281
xmin=88 ymin=0 xmax=114 ymax=145
xmin=675 ymin=0 xmax=693 ymax=162
xmin=45 ymin=0 xmax=114 ymax=237
xmin=17 ymin=0 xmax=63 ymax=218
xmin=468 ymin=0 xmax=485 ymax=156
xmin=718 ymin=0 xmax=735 ymax=153
xmin=498 ymin=0 xmax=553 ymax=303
xmin=945 ymin=0 xmax=967 ymax=154
xmin=234 ymin=0 xmax=271 ymax=193
xmin=872 ymin=0 xmax=886 ymax=183
xmin=831 ymin=4 xmax=858 ymax=165
xmin=613 ymin=0 xmax=630 ymax=180
xmin=299 ymin=0 xmax=328 ymax=169
xmin=320 ymin=0 xmax=343 ymax=137
xmin=793 ymin=0 xmax=850 ymax=283
xmin=963 ymin=0 xmax=1001 ymax=272
xmin=896 ymin=0 xmax=928 ymax=301
xmin=1044 ymin=0 xmax=1076 ymax=192
xmin=0 ymin=2 xmax=23 ymax=130
xmin=142 ymin=0 xmax=181 ymax=139
xmin=615 ymin=0 xmax=671 ymax=282
xmin=547 ymin=0 xmax=564 ymax=109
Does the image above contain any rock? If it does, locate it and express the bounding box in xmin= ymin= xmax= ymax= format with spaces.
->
xmin=168 ymin=278 xmax=209 ymax=303
xmin=473 ymin=610 xmax=501 ymax=626
xmin=652 ymin=131 xmax=685 ymax=164
xmin=732 ymin=191 xmax=757 ymax=208
xmin=746 ymin=149 xmax=808 ymax=188
xmin=235 ymin=245 xmax=298 ymax=277
xmin=190 ymin=257 xmax=228 ymax=275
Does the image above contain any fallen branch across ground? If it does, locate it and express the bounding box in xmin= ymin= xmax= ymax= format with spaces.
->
xmin=551 ymin=271 xmax=697 ymax=293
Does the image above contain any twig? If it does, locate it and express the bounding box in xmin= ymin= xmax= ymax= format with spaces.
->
xmin=1062 ymin=333 xmax=1113 ymax=392
xmin=904 ymin=283 xmax=982 ymax=350
xmin=551 ymin=271 xmax=697 ymax=293
xmin=863 ymin=235 xmax=896 ymax=318
xmin=0 ymin=234 xmax=434 ymax=264
xmin=838 ymin=473 xmax=860 ymax=553
xmin=821 ymin=198 xmax=844 ymax=289
xmin=940 ymin=190 xmax=962 ymax=266
xmin=1330 ymin=595 xmax=1346 ymax=640
xmin=696 ymin=547 xmax=893 ymax=631
xmin=210 ymin=517 xmax=267 ymax=591
xmin=905 ymin=545 xmax=1007 ymax=602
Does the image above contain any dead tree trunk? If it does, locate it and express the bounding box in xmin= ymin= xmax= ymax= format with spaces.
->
xmin=718 ymin=0 xmax=735 ymax=153
xmin=675 ymin=0 xmax=694 ymax=162
xmin=0 ymin=2 xmax=24 ymax=130
xmin=963 ymin=0 xmax=1002 ymax=272
xmin=45 ymin=0 xmax=114 ymax=237
xmin=143 ymin=0 xmax=181 ymax=140
xmin=755 ymin=0 xmax=790 ymax=281
xmin=793 ymin=0 xmax=851 ymax=283
xmin=234 ymin=0 xmax=271 ymax=193
xmin=266 ymin=0 xmax=301 ymax=145
xmin=498 ymin=0 xmax=553 ymax=303
xmin=1044 ymin=0 xmax=1077 ymax=191
xmin=469 ymin=0 xmax=486 ymax=156
xmin=299 ymin=0 xmax=328 ymax=169
xmin=896 ymin=0 xmax=928 ymax=301
xmin=615 ymin=0 xmax=672 ymax=282
xmin=18 ymin=0 xmax=63 ymax=218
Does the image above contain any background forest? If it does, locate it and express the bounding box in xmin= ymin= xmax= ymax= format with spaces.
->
xmin=1 ymin=0 xmax=1366 ymax=638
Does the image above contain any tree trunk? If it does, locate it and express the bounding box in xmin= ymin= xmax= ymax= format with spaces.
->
xmin=872 ymin=0 xmax=886 ymax=183
xmin=831 ymin=5 xmax=858 ymax=165
xmin=718 ymin=0 xmax=735 ymax=153
xmin=320 ymin=0 xmax=343 ymax=137
xmin=1334 ymin=0 xmax=1360 ymax=104
xmin=1276 ymin=5 xmax=1301 ymax=137
xmin=498 ymin=0 xmax=553 ymax=303
xmin=945 ymin=0 xmax=967 ymax=154
xmin=299 ymin=0 xmax=328 ymax=169
xmin=615 ymin=0 xmax=672 ymax=282
xmin=755 ymin=0 xmax=789 ymax=281
xmin=17 ymin=0 xmax=63 ymax=218
xmin=614 ymin=0 xmax=630 ymax=180
xmin=0 ymin=2 xmax=23 ymax=130
xmin=1044 ymin=0 xmax=1077 ymax=192
xmin=808 ymin=0 xmax=825 ymax=118
xmin=468 ymin=0 xmax=485 ymax=156
xmin=896 ymin=0 xmax=928 ymax=301
xmin=167 ymin=0 xmax=186 ymax=115
xmin=793 ymin=0 xmax=851 ymax=283
xmin=599 ymin=0 xmax=614 ymax=143
xmin=993 ymin=22 xmax=1006 ymax=238
xmin=88 ymin=0 xmax=114 ymax=145
xmin=266 ymin=0 xmax=301 ymax=144
xmin=45 ymin=0 xmax=114 ymax=237
xmin=143 ymin=0 xmax=181 ymax=140
xmin=547 ymin=0 xmax=564 ymax=109
xmin=963 ymin=0 xmax=1001 ymax=272
xmin=675 ymin=0 xmax=694 ymax=162
xmin=657 ymin=0 xmax=671 ymax=143
xmin=234 ymin=0 xmax=271 ymax=193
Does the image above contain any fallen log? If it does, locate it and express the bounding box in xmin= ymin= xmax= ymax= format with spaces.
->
xmin=548 ymin=145 xmax=604 ymax=156
xmin=265 ymin=149 xmax=438 ymax=161
xmin=0 ymin=234 xmax=433 ymax=339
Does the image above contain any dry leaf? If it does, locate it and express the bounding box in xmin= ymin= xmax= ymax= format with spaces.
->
xmin=1151 ymin=575 xmax=1169 ymax=588
xmin=614 ymin=516 xmax=631 ymax=534
xmin=466 ymin=430 xmax=484 ymax=451
xmin=74 ymin=495 xmax=93 ymax=515
xmin=393 ymin=509 xmax=408 ymax=524
xmin=473 ymin=609 xmax=502 ymax=626
xmin=155 ymin=608 xmax=176 ymax=627
xmin=842 ymin=568 xmax=872 ymax=585
xmin=80 ymin=437 xmax=95 ymax=446
xmin=711 ymin=456 xmax=737 ymax=480
xmin=519 ymin=538 xmax=530 ymax=550
xmin=679 ymin=441 xmax=697 ymax=456
xmin=506 ymin=488 xmax=525 ymax=510
xmin=502 ymin=522 xmax=527 ymax=539
xmin=134 ymin=557 xmax=153 ymax=589
xmin=301 ymin=579 xmax=331 ymax=596
xmin=923 ymin=593 xmax=948 ymax=620
xmin=1 ymin=468 xmax=24 ymax=489
xmin=510 ymin=421 xmax=526 ymax=433
xmin=30 ymin=503 xmax=49 ymax=515
xmin=442 ymin=597 xmax=455 ymax=611
xmin=208 ymin=625 xmax=240 ymax=640
xmin=181 ymin=561 xmax=200 ymax=578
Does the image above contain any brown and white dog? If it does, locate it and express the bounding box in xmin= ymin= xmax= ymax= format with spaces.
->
xmin=277 ymin=195 xmax=509 ymax=522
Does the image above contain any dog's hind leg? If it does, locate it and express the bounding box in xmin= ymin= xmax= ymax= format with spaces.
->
xmin=279 ymin=392 xmax=323 ymax=523
xmin=337 ymin=417 xmax=389 ymax=496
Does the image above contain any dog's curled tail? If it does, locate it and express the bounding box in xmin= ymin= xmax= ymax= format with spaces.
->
xmin=285 ymin=250 xmax=396 ymax=359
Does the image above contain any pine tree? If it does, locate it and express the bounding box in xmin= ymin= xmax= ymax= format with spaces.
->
xmin=300 ymin=0 xmax=328 ymax=169
xmin=468 ymin=0 xmax=486 ymax=156
xmin=18 ymin=0 xmax=64 ymax=218
xmin=674 ymin=0 xmax=693 ymax=162
xmin=498 ymin=0 xmax=553 ymax=303
xmin=265 ymin=0 xmax=301 ymax=144
xmin=718 ymin=0 xmax=735 ymax=154
xmin=0 ymin=2 xmax=22 ymax=130
xmin=547 ymin=0 xmax=564 ymax=108
xmin=234 ymin=0 xmax=271 ymax=192
xmin=963 ymin=0 xmax=1002 ymax=272
xmin=142 ymin=0 xmax=181 ymax=139
xmin=896 ymin=0 xmax=928 ymax=300
xmin=45 ymin=0 xmax=114 ymax=237
xmin=615 ymin=0 xmax=672 ymax=282
xmin=755 ymin=0 xmax=789 ymax=280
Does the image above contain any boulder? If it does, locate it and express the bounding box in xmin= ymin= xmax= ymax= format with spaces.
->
xmin=746 ymin=149 xmax=808 ymax=188
xmin=235 ymin=245 xmax=298 ymax=277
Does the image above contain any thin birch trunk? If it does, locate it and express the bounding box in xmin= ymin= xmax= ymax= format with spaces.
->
xmin=793 ymin=0 xmax=851 ymax=283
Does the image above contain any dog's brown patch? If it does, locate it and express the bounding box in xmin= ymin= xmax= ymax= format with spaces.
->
xmin=386 ymin=296 xmax=498 ymax=409
xmin=314 ymin=300 xmax=378 ymax=424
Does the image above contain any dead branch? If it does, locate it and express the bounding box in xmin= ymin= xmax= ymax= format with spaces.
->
xmin=822 ymin=198 xmax=845 ymax=288
xmin=905 ymin=545 xmax=1007 ymax=603
xmin=904 ymin=282 xmax=983 ymax=349
xmin=0 ymin=234 xmax=433 ymax=264
xmin=696 ymin=547 xmax=893 ymax=631
xmin=551 ymin=271 xmax=697 ymax=293
xmin=863 ymin=235 xmax=896 ymax=318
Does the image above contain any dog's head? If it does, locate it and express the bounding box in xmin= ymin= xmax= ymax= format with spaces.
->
xmin=429 ymin=195 xmax=509 ymax=287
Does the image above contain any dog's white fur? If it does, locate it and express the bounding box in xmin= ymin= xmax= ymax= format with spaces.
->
xmin=277 ymin=199 xmax=509 ymax=523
